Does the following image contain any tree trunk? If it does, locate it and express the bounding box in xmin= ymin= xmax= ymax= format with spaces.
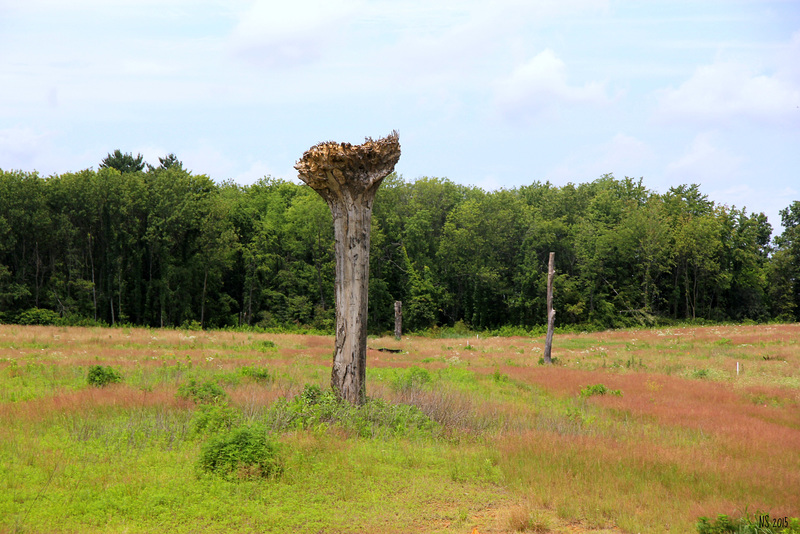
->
xmin=543 ymin=252 xmax=556 ymax=364
xmin=394 ymin=300 xmax=402 ymax=339
xmin=329 ymin=194 xmax=374 ymax=403
xmin=296 ymin=132 xmax=400 ymax=405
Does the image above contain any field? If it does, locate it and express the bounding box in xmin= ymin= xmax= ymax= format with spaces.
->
xmin=1 ymin=323 xmax=799 ymax=533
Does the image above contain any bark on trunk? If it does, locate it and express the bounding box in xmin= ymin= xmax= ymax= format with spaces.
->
xmin=394 ymin=301 xmax=402 ymax=340
xmin=543 ymin=252 xmax=556 ymax=364
xmin=329 ymin=192 xmax=374 ymax=404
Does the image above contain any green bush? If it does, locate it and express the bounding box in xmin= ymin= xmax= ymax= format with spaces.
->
xmin=17 ymin=307 xmax=60 ymax=325
xmin=580 ymin=384 xmax=622 ymax=398
xmin=198 ymin=425 xmax=283 ymax=480
xmin=177 ymin=379 xmax=228 ymax=404
xmin=265 ymin=384 xmax=438 ymax=438
xmin=191 ymin=403 xmax=240 ymax=436
xmin=391 ymin=366 xmax=432 ymax=392
xmin=86 ymin=365 xmax=123 ymax=387
xmin=240 ymin=366 xmax=272 ymax=382
xmin=255 ymin=339 xmax=276 ymax=352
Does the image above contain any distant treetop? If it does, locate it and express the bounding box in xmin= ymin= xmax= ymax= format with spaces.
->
xmin=99 ymin=150 xmax=145 ymax=173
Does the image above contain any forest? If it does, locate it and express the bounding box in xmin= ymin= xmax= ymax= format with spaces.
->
xmin=1 ymin=152 xmax=799 ymax=333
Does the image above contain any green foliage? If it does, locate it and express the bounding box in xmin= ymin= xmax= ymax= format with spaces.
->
xmin=198 ymin=425 xmax=283 ymax=480
xmin=99 ymin=149 xmax=145 ymax=173
xmin=265 ymin=384 xmax=438 ymax=438
xmin=191 ymin=402 xmax=240 ymax=436
xmin=239 ymin=366 xmax=272 ymax=382
xmin=693 ymin=368 xmax=710 ymax=379
xmin=697 ymin=513 xmax=800 ymax=534
xmin=0 ymin=168 xmax=791 ymax=332
xmin=177 ymin=379 xmax=228 ymax=404
xmin=16 ymin=308 xmax=60 ymax=325
xmin=579 ymin=384 xmax=622 ymax=398
xmin=86 ymin=365 xmax=123 ymax=387
xmin=391 ymin=366 xmax=432 ymax=392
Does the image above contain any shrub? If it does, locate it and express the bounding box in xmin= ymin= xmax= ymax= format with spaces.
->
xmin=240 ymin=366 xmax=272 ymax=383
xmin=178 ymin=379 xmax=228 ymax=404
xmin=580 ymin=384 xmax=622 ymax=398
xmin=191 ymin=403 xmax=240 ymax=436
xmin=198 ymin=425 xmax=283 ymax=480
xmin=391 ymin=366 xmax=432 ymax=392
xmin=255 ymin=340 xmax=276 ymax=352
xmin=697 ymin=513 xmax=800 ymax=533
xmin=537 ymin=356 xmax=560 ymax=365
xmin=17 ymin=308 xmax=60 ymax=326
xmin=87 ymin=365 xmax=123 ymax=387
xmin=265 ymin=384 xmax=438 ymax=438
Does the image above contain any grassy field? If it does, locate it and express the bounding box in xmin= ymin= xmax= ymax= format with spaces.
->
xmin=1 ymin=323 xmax=798 ymax=533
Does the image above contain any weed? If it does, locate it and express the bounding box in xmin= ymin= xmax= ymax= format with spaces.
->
xmin=696 ymin=513 xmax=800 ymax=533
xmin=255 ymin=340 xmax=277 ymax=352
xmin=177 ymin=379 xmax=228 ymax=404
xmin=265 ymin=384 xmax=438 ymax=438
xmin=198 ymin=425 xmax=283 ymax=480
xmin=491 ymin=369 xmax=509 ymax=383
xmin=391 ymin=366 xmax=432 ymax=392
xmin=692 ymin=368 xmax=710 ymax=379
xmin=239 ymin=366 xmax=272 ymax=383
xmin=507 ymin=504 xmax=552 ymax=533
xmin=579 ymin=384 xmax=621 ymax=398
xmin=86 ymin=365 xmax=122 ymax=387
xmin=191 ymin=403 xmax=240 ymax=436
xmin=537 ymin=357 xmax=560 ymax=365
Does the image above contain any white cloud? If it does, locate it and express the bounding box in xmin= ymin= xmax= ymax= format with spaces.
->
xmin=492 ymin=49 xmax=608 ymax=122
xmin=656 ymin=60 xmax=800 ymax=125
xmin=229 ymin=0 xmax=362 ymax=67
xmin=548 ymin=133 xmax=654 ymax=182
xmin=0 ymin=126 xmax=51 ymax=171
xmin=664 ymin=132 xmax=744 ymax=187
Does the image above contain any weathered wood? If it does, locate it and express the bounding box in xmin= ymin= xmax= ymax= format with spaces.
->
xmin=543 ymin=252 xmax=555 ymax=364
xmin=394 ymin=300 xmax=402 ymax=340
xmin=295 ymin=132 xmax=401 ymax=404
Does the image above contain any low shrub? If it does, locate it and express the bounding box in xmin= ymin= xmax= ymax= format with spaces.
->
xmin=265 ymin=384 xmax=438 ymax=438
xmin=86 ymin=365 xmax=123 ymax=387
xmin=17 ymin=307 xmax=60 ymax=326
xmin=697 ymin=513 xmax=800 ymax=533
xmin=178 ymin=379 xmax=228 ymax=404
xmin=580 ymin=384 xmax=622 ymax=398
xmin=391 ymin=366 xmax=432 ymax=392
xmin=198 ymin=425 xmax=283 ymax=480
xmin=240 ymin=366 xmax=272 ymax=382
xmin=191 ymin=402 xmax=240 ymax=436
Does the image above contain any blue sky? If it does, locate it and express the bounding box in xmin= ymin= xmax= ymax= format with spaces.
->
xmin=1 ymin=0 xmax=798 ymax=231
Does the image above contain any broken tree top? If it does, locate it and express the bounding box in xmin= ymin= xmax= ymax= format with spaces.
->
xmin=295 ymin=131 xmax=401 ymax=196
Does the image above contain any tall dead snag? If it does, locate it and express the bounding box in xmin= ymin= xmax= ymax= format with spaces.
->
xmin=543 ymin=252 xmax=556 ymax=364
xmin=295 ymin=132 xmax=401 ymax=404
xmin=394 ymin=301 xmax=402 ymax=340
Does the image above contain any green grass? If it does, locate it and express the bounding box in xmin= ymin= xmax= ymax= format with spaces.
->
xmin=1 ymin=324 xmax=799 ymax=533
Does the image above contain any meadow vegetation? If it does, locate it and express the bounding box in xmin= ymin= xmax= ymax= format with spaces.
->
xmin=1 ymin=323 xmax=798 ymax=533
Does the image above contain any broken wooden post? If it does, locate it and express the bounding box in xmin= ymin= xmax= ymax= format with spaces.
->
xmin=543 ymin=252 xmax=556 ymax=364
xmin=295 ymin=132 xmax=401 ymax=404
xmin=394 ymin=301 xmax=402 ymax=340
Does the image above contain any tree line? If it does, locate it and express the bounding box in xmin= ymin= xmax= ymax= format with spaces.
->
xmin=1 ymin=153 xmax=798 ymax=332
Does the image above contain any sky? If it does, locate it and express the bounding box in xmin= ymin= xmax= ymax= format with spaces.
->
xmin=1 ymin=0 xmax=799 ymax=233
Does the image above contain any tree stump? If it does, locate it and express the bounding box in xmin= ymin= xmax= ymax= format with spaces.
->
xmin=295 ymin=132 xmax=401 ymax=404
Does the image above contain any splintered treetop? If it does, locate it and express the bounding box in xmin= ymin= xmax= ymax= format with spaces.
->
xmin=294 ymin=131 xmax=401 ymax=200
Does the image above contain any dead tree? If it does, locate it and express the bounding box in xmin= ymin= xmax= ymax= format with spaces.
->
xmin=394 ymin=301 xmax=402 ymax=340
xmin=543 ymin=252 xmax=556 ymax=364
xmin=295 ymin=132 xmax=401 ymax=404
